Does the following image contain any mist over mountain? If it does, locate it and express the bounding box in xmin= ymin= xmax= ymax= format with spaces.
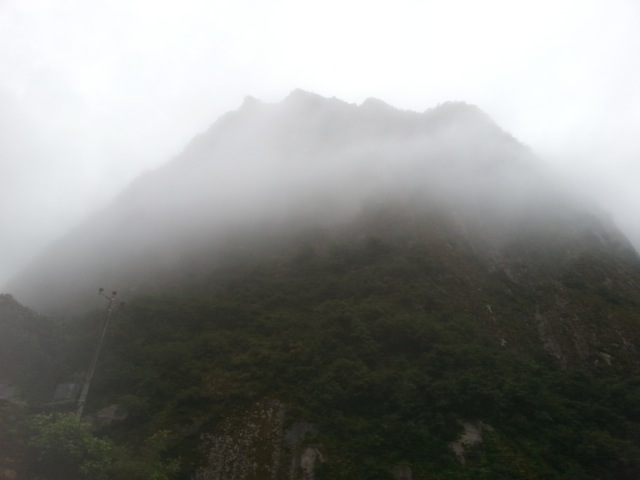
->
xmin=4 ymin=90 xmax=640 ymax=479
xmin=10 ymin=89 xmax=623 ymax=316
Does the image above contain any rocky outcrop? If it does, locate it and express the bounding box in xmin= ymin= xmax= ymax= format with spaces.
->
xmin=196 ymin=400 xmax=320 ymax=480
xmin=450 ymin=421 xmax=490 ymax=467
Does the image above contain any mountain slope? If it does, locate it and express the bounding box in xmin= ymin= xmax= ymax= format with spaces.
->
xmin=4 ymin=91 xmax=640 ymax=479
xmin=9 ymin=90 xmax=626 ymax=314
xmin=7 ymin=90 xmax=640 ymax=368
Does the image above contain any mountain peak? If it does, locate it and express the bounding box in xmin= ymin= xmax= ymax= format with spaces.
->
xmin=8 ymin=89 xmax=630 ymax=320
xmin=360 ymin=97 xmax=396 ymax=112
xmin=240 ymin=95 xmax=263 ymax=109
xmin=283 ymin=88 xmax=325 ymax=103
xmin=428 ymin=101 xmax=491 ymax=122
xmin=282 ymin=89 xmax=351 ymax=111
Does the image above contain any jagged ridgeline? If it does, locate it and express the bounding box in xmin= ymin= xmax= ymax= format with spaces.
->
xmin=9 ymin=89 xmax=571 ymax=314
xmin=3 ymin=91 xmax=640 ymax=479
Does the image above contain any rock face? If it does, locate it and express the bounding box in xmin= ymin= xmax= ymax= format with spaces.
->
xmin=450 ymin=421 xmax=489 ymax=467
xmin=196 ymin=400 xmax=320 ymax=480
xmin=197 ymin=400 xmax=287 ymax=480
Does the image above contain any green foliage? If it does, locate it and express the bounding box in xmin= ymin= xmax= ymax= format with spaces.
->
xmin=0 ymin=294 xmax=65 ymax=402
xmin=27 ymin=413 xmax=112 ymax=480
xmin=110 ymin=430 xmax=180 ymax=480
xmin=62 ymin=232 xmax=636 ymax=478
xmin=6 ymin=217 xmax=640 ymax=478
xmin=0 ymin=402 xmax=29 ymax=477
xmin=25 ymin=413 xmax=179 ymax=480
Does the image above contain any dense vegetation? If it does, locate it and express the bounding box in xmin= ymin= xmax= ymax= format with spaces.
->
xmin=3 ymin=214 xmax=640 ymax=479
xmin=5 ymin=92 xmax=640 ymax=479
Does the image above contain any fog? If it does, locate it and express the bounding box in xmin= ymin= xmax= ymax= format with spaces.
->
xmin=1 ymin=0 xmax=639 ymax=289
xmin=6 ymin=91 xmax=604 ymax=314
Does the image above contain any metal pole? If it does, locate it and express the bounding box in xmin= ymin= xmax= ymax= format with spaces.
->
xmin=75 ymin=289 xmax=117 ymax=419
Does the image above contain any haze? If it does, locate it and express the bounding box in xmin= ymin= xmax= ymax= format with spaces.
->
xmin=1 ymin=0 xmax=639 ymax=288
xmin=8 ymin=93 xmax=572 ymax=314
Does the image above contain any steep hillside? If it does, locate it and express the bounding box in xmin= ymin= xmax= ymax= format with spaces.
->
xmin=4 ymin=222 xmax=640 ymax=479
xmin=4 ymin=90 xmax=640 ymax=479
xmin=8 ymin=90 xmax=549 ymax=315
xmin=0 ymin=294 xmax=64 ymax=402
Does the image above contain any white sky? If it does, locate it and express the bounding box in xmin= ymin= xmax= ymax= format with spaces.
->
xmin=1 ymin=0 xmax=639 ymax=287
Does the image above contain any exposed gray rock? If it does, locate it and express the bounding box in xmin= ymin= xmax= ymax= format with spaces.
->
xmin=450 ymin=421 xmax=489 ymax=467
xmin=197 ymin=400 xmax=320 ymax=480
xmin=392 ymin=463 xmax=413 ymax=480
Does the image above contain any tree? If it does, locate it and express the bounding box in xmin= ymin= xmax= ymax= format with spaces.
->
xmin=27 ymin=413 xmax=112 ymax=480
xmin=26 ymin=413 xmax=180 ymax=480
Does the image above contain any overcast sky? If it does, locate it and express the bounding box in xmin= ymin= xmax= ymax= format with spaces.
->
xmin=1 ymin=0 xmax=639 ymax=288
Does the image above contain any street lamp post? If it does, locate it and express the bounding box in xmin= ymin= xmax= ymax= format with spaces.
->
xmin=75 ymin=288 xmax=118 ymax=419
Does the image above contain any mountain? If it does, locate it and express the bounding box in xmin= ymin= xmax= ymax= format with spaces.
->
xmin=7 ymin=89 xmax=614 ymax=314
xmin=4 ymin=90 xmax=640 ymax=479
